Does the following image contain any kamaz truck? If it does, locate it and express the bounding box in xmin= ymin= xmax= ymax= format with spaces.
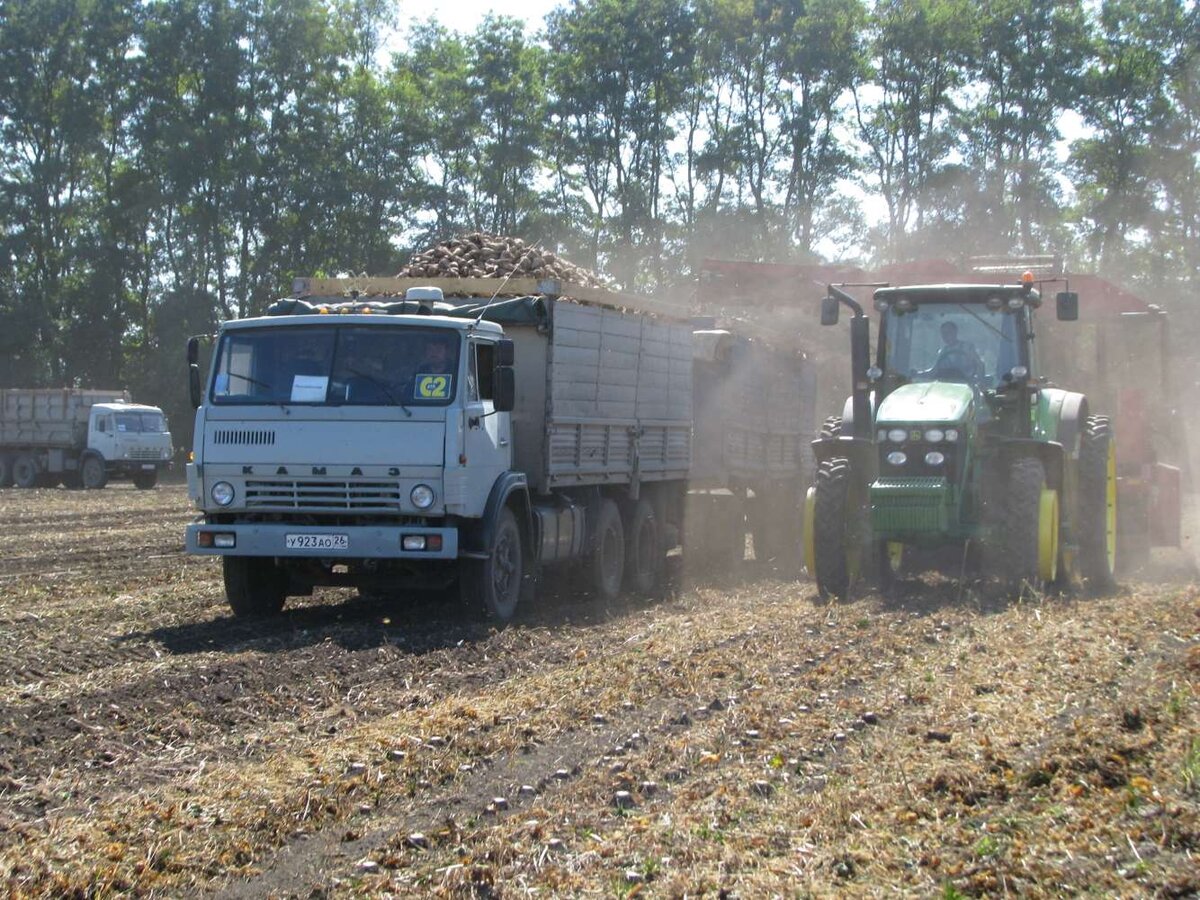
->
xmin=185 ymin=278 xmax=814 ymax=619
xmin=0 ymin=389 xmax=174 ymax=489
xmin=804 ymin=275 xmax=1116 ymax=596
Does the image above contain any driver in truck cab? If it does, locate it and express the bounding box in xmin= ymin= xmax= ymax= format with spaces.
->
xmin=415 ymin=334 xmax=455 ymax=375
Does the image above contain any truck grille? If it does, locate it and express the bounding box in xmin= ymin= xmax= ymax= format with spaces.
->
xmin=128 ymin=448 xmax=163 ymax=460
xmin=244 ymin=479 xmax=402 ymax=511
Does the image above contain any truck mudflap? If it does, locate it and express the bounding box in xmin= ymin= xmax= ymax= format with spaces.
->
xmin=186 ymin=523 xmax=458 ymax=559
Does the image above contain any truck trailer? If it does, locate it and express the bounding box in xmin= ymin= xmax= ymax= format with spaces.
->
xmin=0 ymin=388 xmax=174 ymax=489
xmin=185 ymin=277 xmax=814 ymax=619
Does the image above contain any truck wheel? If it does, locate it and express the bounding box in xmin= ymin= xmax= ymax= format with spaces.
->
xmin=462 ymin=505 xmax=524 ymax=622
xmin=223 ymin=556 xmax=287 ymax=617
xmin=0 ymin=454 xmax=12 ymax=488
xmin=81 ymin=455 xmax=108 ymax=490
xmin=625 ymin=497 xmax=662 ymax=595
xmin=12 ymin=455 xmax=38 ymax=489
xmin=1006 ymin=457 xmax=1058 ymax=590
xmin=133 ymin=470 xmax=159 ymax=490
xmin=1077 ymin=416 xmax=1117 ymax=592
xmin=590 ymin=497 xmax=625 ymax=602
xmin=812 ymin=457 xmax=858 ymax=600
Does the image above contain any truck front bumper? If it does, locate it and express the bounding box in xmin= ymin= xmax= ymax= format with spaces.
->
xmin=186 ymin=522 xmax=458 ymax=559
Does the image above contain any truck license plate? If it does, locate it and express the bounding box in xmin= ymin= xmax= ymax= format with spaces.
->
xmin=285 ymin=533 xmax=349 ymax=551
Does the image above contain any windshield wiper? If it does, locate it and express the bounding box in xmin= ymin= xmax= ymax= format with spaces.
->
xmin=345 ymin=367 xmax=412 ymax=417
xmin=958 ymin=303 xmax=1007 ymax=341
xmin=227 ymin=372 xmax=273 ymax=391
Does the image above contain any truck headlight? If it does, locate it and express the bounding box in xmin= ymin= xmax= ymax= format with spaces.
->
xmin=886 ymin=451 xmax=907 ymax=466
xmin=211 ymin=481 xmax=235 ymax=506
xmin=925 ymin=451 xmax=946 ymax=466
xmin=410 ymin=484 xmax=435 ymax=509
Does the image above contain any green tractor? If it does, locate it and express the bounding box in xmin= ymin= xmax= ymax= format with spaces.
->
xmin=803 ymin=277 xmax=1117 ymax=597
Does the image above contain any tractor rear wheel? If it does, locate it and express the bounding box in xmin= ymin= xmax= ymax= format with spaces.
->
xmin=812 ymin=457 xmax=857 ymax=600
xmin=1005 ymin=457 xmax=1058 ymax=591
xmin=1078 ymin=415 xmax=1117 ymax=592
xmin=820 ymin=416 xmax=843 ymax=439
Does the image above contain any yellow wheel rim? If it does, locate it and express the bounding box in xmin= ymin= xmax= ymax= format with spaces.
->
xmin=1038 ymin=487 xmax=1059 ymax=582
xmin=1104 ymin=440 xmax=1117 ymax=572
xmin=803 ymin=486 xmax=816 ymax=576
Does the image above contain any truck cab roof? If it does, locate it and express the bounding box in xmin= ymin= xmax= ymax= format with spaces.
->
xmin=219 ymin=313 xmax=507 ymax=337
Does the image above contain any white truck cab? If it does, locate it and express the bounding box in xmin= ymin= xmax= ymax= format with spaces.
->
xmin=85 ymin=402 xmax=175 ymax=488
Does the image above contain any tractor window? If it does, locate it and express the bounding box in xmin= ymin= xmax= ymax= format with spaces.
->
xmin=884 ymin=305 xmax=1020 ymax=388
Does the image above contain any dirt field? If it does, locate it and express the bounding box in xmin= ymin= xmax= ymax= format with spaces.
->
xmin=0 ymin=485 xmax=1197 ymax=898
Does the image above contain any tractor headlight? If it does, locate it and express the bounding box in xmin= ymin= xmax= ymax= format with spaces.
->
xmin=945 ymin=428 xmax=960 ymax=442
xmin=886 ymin=451 xmax=907 ymax=466
xmin=925 ymin=451 xmax=946 ymax=466
xmin=1010 ymin=366 xmax=1028 ymax=380
xmin=887 ymin=428 xmax=908 ymax=443
xmin=410 ymin=484 xmax=435 ymax=509
xmin=874 ymin=298 xmax=891 ymax=312
xmin=211 ymin=481 xmax=235 ymax=506
xmin=924 ymin=428 xmax=945 ymax=443
xmin=1007 ymin=297 xmax=1025 ymax=310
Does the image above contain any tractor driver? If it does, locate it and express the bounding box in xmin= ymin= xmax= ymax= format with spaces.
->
xmin=930 ymin=321 xmax=984 ymax=381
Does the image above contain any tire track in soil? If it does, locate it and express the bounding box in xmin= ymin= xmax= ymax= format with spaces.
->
xmin=213 ymin=612 xmax=903 ymax=898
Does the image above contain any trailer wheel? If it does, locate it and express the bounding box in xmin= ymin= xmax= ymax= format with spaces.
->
xmin=12 ymin=455 xmax=38 ymax=489
xmin=462 ymin=505 xmax=524 ymax=623
xmin=0 ymin=454 xmax=12 ymax=488
xmin=1006 ymin=457 xmax=1058 ymax=590
xmin=223 ymin=556 xmax=287 ymax=617
xmin=590 ymin=497 xmax=625 ymax=602
xmin=625 ymin=497 xmax=662 ymax=595
xmin=133 ymin=470 xmax=159 ymax=490
xmin=1078 ymin=415 xmax=1117 ymax=592
xmin=81 ymin=455 xmax=107 ymax=490
xmin=812 ymin=457 xmax=859 ymax=600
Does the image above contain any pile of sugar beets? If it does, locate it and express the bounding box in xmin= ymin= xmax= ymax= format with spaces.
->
xmin=397 ymin=232 xmax=609 ymax=288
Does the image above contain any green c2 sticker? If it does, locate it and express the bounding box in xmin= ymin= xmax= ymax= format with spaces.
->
xmin=415 ymin=374 xmax=451 ymax=399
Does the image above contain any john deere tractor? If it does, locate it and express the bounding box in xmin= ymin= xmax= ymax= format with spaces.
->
xmin=804 ymin=276 xmax=1117 ymax=597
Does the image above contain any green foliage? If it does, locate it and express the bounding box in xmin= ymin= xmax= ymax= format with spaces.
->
xmin=0 ymin=0 xmax=1196 ymax=427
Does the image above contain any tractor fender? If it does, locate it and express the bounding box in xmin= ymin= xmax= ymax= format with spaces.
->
xmin=839 ymin=393 xmax=878 ymax=438
xmin=997 ymin=438 xmax=1066 ymax=491
xmin=465 ymin=472 xmax=533 ymax=557
xmin=1053 ymin=391 xmax=1089 ymax=460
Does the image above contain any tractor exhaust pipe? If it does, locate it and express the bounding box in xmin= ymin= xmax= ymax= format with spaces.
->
xmin=821 ymin=285 xmax=872 ymax=439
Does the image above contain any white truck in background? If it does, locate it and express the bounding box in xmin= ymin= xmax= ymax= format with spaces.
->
xmin=185 ymin=278 xmax=815 ymax=619
xmin=0 ymin=389 xmax=174 ymax=489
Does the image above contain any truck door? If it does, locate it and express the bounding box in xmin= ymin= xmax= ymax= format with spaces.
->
xmin=89 ymin=410 xmax=118 ymax=460
xmin=462 ymin=340 xmax=511 ymax=495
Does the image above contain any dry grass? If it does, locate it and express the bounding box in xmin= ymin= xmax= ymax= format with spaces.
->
xmin=0 ymin=486 xmax=1197 ymax=897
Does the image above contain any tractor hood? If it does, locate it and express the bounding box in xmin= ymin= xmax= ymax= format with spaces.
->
xmin=876 ymin=382 xmax=974 ymax=425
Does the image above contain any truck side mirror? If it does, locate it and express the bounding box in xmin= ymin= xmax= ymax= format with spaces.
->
xmin=820 ymin=294 xmax=840 ymax=326
xmin=187 ymin=336 xmax=202 ymax=409
xmin=494 ymin=366 xmax=516 ymax=413
xmin=1056 ymin=291 xmax=1079 ymax=321
xmin=189 ymin=365 xmax=202 ymax=409
xmin=496 ymin=338 xmax=515 ymax=367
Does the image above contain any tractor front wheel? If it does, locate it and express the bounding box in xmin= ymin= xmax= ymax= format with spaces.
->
xmin=1006 ymin=457 xmax=1059 ymax=591
xmin=1077 ymin=416 xmax=1117 ymax=592
xmin=812 ymin=457 xmax=859 ymax=600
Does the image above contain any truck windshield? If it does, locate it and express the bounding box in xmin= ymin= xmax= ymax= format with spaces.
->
xmin=882 ymin=305 xmax=1021 ymax=389
xmin=210 ymin=325 xmax=461 ymax=406
xmin=114 ymin=412 xmax=167 ymax=433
